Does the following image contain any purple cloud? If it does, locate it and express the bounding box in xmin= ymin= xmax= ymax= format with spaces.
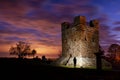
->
xmin=113 ymin=21 xmax=120 ymax=25
xmin=0 ymin=0 xmax=119 ymax=58
xmin=113 ymin=26 xmax=120 ymax=31
xmin=99 ymin=24 xmax=120 ymax=52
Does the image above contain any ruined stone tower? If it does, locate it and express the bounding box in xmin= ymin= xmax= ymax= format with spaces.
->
xmin=56 ymin=16 xmax=99 ymax=68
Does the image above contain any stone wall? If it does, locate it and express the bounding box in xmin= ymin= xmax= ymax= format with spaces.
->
xmin=56 ymin=16 xmax=99 ymax=68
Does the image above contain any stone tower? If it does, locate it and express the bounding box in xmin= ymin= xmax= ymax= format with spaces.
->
xmin=56 ymin=16 xmax=99 ymax=68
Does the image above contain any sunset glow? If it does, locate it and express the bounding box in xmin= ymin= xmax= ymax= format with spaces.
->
xmin=0 ymin=0 xmax=120 ymax=58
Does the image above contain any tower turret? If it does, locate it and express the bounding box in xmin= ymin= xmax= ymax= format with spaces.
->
xmin=89 ymin=19 xmax=99 ymax=28
xmin=74 ymin=16 xmax=86 ymax=26
xmin=61 ymin=22 xmax=70 ymax=31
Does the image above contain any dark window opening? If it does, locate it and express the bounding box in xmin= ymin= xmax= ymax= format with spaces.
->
xmin=85 ymin=37 xmax=87 ymax=41
xmin=92 ymin=38 xmax=95 ymax=42
xmin=74 ymin=39 xmax=76 ymax=41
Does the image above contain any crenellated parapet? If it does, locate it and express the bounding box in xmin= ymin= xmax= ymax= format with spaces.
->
xmin=89 ymin=19 xmax=99 ymax=27
xmin=74 ymin=16 xmax=86 ymax=25
xmin=61 ymin=22 xmax=70 ymax=31
xmin=61 ymin=16 xmax=99 ymax=33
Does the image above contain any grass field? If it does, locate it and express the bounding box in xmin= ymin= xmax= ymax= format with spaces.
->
xmin=0 ymin=58 xmax=120 ymax=80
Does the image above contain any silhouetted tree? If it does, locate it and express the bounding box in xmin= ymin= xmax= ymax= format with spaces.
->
xmin=9 ymin=41 xmax=37 ymax=58
xmin=104 ymin=44 xmax=120 ymax=63
xmin=31 ymin=49 xmax=37 ymax=58
xmin=103 ymin=44 xmax=120 ymax=69
xmin=41 ymin=55 xmax=47 ymax=62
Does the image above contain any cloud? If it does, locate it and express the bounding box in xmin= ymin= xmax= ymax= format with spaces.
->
xmin=96 ymin=14 xmax=109 ymax=23
xmin=113 ymin=21 xmax=120 ymax=25
xmin=99 ymin=24 xmax=120 ymax=52
xmin=113 ymin=26 xmax=120 ymax=31
xmin=44 ymin=0 xmax=99 ymax=22
xmin=0 ymin=0 xmax=116 ymax=58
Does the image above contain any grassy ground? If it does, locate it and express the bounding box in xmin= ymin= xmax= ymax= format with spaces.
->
xmin=0 ymin=58 xmax=120 ymax=80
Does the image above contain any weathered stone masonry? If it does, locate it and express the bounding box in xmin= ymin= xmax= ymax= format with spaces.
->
xmin=56 ymin=16 xmax=99 ymax=68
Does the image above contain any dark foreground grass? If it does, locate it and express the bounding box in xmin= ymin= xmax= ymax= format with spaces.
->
xmin=0 ymin=58 xmax=120 ymax=80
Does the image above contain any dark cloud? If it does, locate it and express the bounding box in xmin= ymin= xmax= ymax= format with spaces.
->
xmin=96 ymin=14 xmax=109 ymax=23
xmin=40 ymin=0 xmax=99 ymax=23
xmin=0 ymin=0 xmax=119 ymax=58
xmin=99 ymin=24 xmax=120 ymax=52
xmin=0 ymin=39 xmax=14 ymax=45
xmin=113 ymin=21 xmax=120 ymax=25
xmin=0 ymin=0 xmax=47 ymax=22
xmin=113 ymin=26 xmax=120 ymax=31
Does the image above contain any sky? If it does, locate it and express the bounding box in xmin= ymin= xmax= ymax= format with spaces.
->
xmin=0 ymin=0 xmax=120 ymax=58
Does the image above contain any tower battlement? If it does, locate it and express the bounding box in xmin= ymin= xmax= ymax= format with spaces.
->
xmin=61 ymin=22 xmax=70 ymax=31
xmin=74 ymin=16 xmax=86 ymax=25
xmin=89 ymin=19 xmax=99 ymax=27
xmin=61 ymin=16 xmax=99 ymax=32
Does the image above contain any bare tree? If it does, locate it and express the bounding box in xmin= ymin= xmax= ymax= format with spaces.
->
xmin=9 ymin=41 xmax=37 ymax=58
